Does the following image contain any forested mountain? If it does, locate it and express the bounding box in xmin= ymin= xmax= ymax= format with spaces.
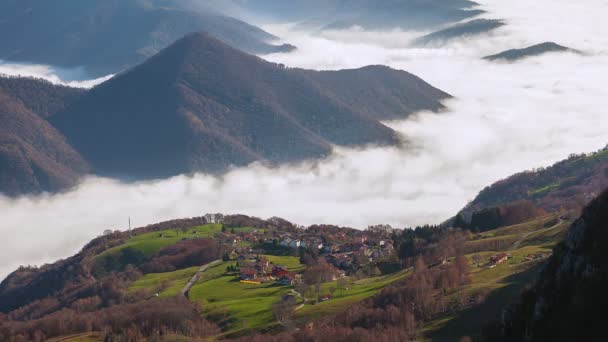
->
xmin=50 ymin=33 xmax=448 ymax=180
xmin=484 ymin=42 xmax=579 ymax=61
xmin=454 ymin=147 xmax=608 ymax=227
xmin=0 ymin=77 xmax=89 ymax=196
xmin=297 ymin=66 xmax=449 ymax=121
xmin=0 ymin=0 xmax=293 ymax=77
xmin=229 ymin=0 xmax=483 ymax=30
xmin=484 ymin=189 xmax=608 ymax=341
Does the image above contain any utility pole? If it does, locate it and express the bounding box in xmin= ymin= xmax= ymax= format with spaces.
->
xmin=129 ymin=216 xmax=132 ymax=238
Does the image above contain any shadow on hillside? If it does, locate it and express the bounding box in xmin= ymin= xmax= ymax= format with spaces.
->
xmin=426 ymin=263 xmax=545 ymax=342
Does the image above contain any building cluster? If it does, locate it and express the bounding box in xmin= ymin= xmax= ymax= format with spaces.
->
xmin=236 ymin=255 xmax=300 ymax=285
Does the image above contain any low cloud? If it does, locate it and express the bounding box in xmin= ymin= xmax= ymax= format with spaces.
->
xmin=0 ymin=61 xmax=112 ymax=88
xmin=1 ymin=0 xmax=607 ymax=279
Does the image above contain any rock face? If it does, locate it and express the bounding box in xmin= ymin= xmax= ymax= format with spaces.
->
xmin=491 ymin=189 xmax=608 ymax=341
xmin=0 ymin=0 xmax=293 ymax=77
xmin=50 ymin=33 xmax=449 ymax=180
xmin=483 ymin=42 xmax=579 ymax=61
xmin=0 ymin=77 xmax=90 ymax=196
xmin=413 ymin=19 xmax=506 ymax=46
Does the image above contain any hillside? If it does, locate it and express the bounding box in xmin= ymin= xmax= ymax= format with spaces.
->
xmin=0 ymin=0 xmax=293 ymax=77
xmin=483 ymin=189 xmax=608 ymax=341
xmin=457 ymin=146 xmax=608 ymax=221
xmin=51 ymin=33 xmax=447 ymax=180
xmin=230 ymin=0 xmax=484 ymax=31
xmin=483 ymin=42 xmax=579 ymax=61
xmin=0 ymin=215 xmax=403 ymax=340
xmin=0 ymin=186 xmax=597 ymax=341
xmin=0 ymin=77 xmax=89 ymax=196
xmin=297 ymin=65 xmax=450 ymax=121
xmin=413 ymin=19 xmax=506 ymax=46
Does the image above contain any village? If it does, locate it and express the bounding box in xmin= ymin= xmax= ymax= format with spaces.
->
xmin=209 ymin=220 xmax=397 ymax=287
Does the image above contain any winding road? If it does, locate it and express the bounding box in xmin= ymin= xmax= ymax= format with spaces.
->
xmin=181 ymin=260 xmax=222 ymax=298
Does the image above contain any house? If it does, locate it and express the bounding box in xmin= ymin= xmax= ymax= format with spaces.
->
xmin=278 ymin=273 xmax=296 ymax=286
xmin=490 ymin=253 xmax=509 ymax=265
xmin=319 ymin=294 xmax=332 ymax=302
xmin=272 ymin=266 xmax=290 ymax=277
xmin=240 ymin=268 xmax=258 ymax=280
xmin=255 ymin=257 xmax=270 ymax=273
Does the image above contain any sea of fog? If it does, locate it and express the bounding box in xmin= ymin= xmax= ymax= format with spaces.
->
xmin=1 ymin=0 xmax=607 ymax=279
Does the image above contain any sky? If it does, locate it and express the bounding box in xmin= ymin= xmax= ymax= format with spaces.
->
xmin=0 ymin=0 xmax=607 ymax=279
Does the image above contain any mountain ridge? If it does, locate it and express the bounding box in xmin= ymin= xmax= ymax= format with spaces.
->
xmin=50 ymin=33 xmax=446 ymax=180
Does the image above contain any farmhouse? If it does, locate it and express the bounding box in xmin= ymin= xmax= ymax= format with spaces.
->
xmin=490 ymin=253 xmax=509 ymax=264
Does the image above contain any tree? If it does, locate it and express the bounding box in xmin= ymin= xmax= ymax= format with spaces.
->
xmin=272 ymin=296 xmax=296 ymax=326
xmin=472 ymin=254 xmax=482 ymax=267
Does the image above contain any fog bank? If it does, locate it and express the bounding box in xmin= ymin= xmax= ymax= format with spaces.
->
xmin=0 ymin=61 xmax=112 ymax=88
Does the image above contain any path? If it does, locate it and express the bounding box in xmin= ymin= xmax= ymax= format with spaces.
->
xmin=181 ymin=259 xmax=222 ymax=298
xmin=510 ymin=218 xmax=566 ymax=250
xmin=291 ymin=289 xmax=308 ymax=311
xmin=510 ymin=231 xmax=535 ymax=250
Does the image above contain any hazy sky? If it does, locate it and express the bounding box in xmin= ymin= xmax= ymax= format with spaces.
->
xmin=0 ymin=0 xmax=607 ymax=279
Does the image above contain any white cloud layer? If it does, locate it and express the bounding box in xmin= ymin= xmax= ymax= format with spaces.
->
xmin=0 ymin=61 xmax=112 ymax=88
xmin=1 ymin=0 xmax=607 ymax=279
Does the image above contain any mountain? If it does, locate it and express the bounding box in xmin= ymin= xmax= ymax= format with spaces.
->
xmin=50 ymin=33 xmax=448 ymax=180
xmin=0 ymin=0 xmax=293 ymax=77
xmin=454 ymin=147 xmax=608 ymax=224
xmin=0 ymin=77 xmax=89 ymax=196
xmin=413 ymin=19 xmax=506 ymax=46
xmin=229 ymin=0 xmax=484 ymax=30
xmin=484 ymin=189 xmax=608 ymax=342
xmin=297 ymin=66 xmax=449 ymax=121
xmin=483 ymin=42 xmax=580 ymax=61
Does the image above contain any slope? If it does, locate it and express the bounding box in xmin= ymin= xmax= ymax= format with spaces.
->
xmin=51 ymin=33 xmax=447 ymax=180
xmin=0 ymin=77 xmax=89 ymax=196
xmin=485 ymin=189 xmax=608 ymax=341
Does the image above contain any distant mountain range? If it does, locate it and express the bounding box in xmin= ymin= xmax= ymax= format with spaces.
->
xmin=0 ymin=33 xmax=449 ymax=195
xmin=229 ymin=0 xmax=484 ymax=30
xmin=413 ymin=19 xmax=506 ymax=46
xmin=483 ymin=42 xmax=579 ymax=61
xmin=0 ymin=0 xmax=294 ymax=77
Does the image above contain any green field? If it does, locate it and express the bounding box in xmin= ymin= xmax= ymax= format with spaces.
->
xmin=265 ymin=255 xmax=305 ymax=271
xmin=296 ymin=270 xmax=409 ymax=320
xmin=91 ymin=224 xmax=266 ymax=275
xmin=189 ymin=268 xmax=293 ymax=334
xmin=129 ymin=266 xmax=200 ymax=297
